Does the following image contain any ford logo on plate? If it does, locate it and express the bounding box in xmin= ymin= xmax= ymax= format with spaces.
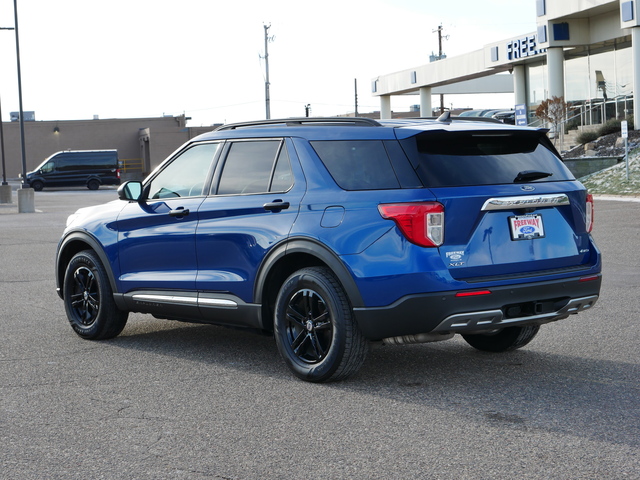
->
xmin=521 ymin=185 xmax=535 ymax=191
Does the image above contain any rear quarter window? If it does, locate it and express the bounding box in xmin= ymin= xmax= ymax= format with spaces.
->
xmin=399 ymin=130 xmax=575 ymax=187
xmin=310 ymin=140 xmax=401 ymax=190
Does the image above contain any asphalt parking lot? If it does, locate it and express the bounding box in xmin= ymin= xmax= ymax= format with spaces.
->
xmin=1 ymin=189 xmax=639 ymax=479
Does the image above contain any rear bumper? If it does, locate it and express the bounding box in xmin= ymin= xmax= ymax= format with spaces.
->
xmin=353 ymin=274 xmax=601 ymax=340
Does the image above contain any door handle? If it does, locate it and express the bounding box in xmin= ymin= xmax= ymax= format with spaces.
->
xmin=263 ymin=201 xmax=290 ymax=212
xmin=169 ymin=207 xmax=190 ymax=218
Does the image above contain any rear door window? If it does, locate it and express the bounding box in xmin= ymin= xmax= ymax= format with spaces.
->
xmin=399 ymin=130 xmax=575 ymax=187
xmin=216 ymin=140 xmax=293 ymax=195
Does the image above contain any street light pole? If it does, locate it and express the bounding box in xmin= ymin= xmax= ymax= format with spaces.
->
xmin=0 ymin=26 xmax=15 ymax=188
xmin=13 ymin=0 xmax=28 ymax=188
xmin=0 ymin=93 xmax=7 ymax=186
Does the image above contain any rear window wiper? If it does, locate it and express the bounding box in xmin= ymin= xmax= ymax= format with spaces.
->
xmin=514 ymin=170 xmax=553 ymax=183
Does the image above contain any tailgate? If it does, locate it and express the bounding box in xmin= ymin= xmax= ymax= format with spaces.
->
xmin=433 ymin=183 xmax=595 ymax=281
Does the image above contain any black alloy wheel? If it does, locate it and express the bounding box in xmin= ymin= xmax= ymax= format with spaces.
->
xmin=285 ymin=288 xmax=333 ymax=364
xmin=69 ymin=265 xmax=100 ymax=326
xmin=63 ymin=250 xmax=128 ymax=340
xmin=274 ymin=267 xmax=368 ymax=382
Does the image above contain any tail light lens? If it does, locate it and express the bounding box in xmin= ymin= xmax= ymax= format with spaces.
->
xmin=586 ymin=193 xmax=594 ymax=233
xmin=378 ymin=202 xmax=444 ymax=247
xmin=116 ymin=168 xmax=121 ymax=179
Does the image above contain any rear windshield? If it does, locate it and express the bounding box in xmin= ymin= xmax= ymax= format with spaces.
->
xmin=399 ymin=130 xmax=575 ymax=187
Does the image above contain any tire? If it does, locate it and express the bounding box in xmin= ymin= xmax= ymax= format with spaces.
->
xmin=462 ymin=325 xmax=540 ymax=352
xmin=87 ymin=179 xmax=100 ymax=190
xmin=63 ymin=250 xmax=128 ymax=340
xmin=273 ymin=267 xmax=368 ymax=382
xmin=31 ymin=180 xmax=44 ymax=191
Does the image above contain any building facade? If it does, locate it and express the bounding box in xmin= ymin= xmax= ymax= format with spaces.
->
xmin=373 ymin=0 xmax=638 ymax=129
xmin=0 ymin=115 xmax=215 ymax=181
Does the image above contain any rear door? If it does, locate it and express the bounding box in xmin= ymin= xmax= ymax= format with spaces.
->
xmin=195 ymin=138 xmax=305 ymax=312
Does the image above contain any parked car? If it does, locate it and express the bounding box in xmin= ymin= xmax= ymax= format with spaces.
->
xmin=55 ymin=116 xmax=601 ymax=382
xmin=458 ymin=109 xmax=493 ymax=117
xmin=492 ymin=110 xmax=516 ymax=125
xmin=23 ymin=149 xmax=120 ymax=191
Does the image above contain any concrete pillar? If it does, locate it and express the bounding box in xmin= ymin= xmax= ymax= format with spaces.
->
xmin=547 ymin=47 xmax=565 ymax=99
xmin=419 ymin=87 xmax=432 ymax=117
xmin=632 ymin=27 xmax=640 ymax=129
xmin=513 ymin=65 xmax=527 ymax=107
xmin=380 ymin=95 xmax=392 ymax=119
xmin=17 ymin=188 xmax=35 ymax=213
xmin=0 ymin=184 xmax=11 ymax=204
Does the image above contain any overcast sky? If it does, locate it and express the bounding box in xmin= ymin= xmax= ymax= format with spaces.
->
xmin=0 ymin=0 xmax=536 ymax=126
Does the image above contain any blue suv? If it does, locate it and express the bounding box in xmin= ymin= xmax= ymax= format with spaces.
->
xmin=55 ymin=116 xmax=601 ymax=382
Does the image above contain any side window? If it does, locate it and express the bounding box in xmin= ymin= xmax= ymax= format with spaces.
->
xmin=55 ymin=155 xmax=73 ymax=172
xmin=41 ymin=161 xmax=55 ymax=173
xmin=310 ymin=140 xmax=401 ymax=190
xmin=147 ymin=143 xmax=220 ymax=199
xmin=217 ymin=140 xmax=290 ymax=195
xmin=269 ymin=144 xmax=293 ymax=192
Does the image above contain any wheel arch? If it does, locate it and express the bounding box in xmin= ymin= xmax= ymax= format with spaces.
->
xmin=86 ymin=177 xmax=102 ymax=189
xmin=30 ymin=178 xmax=45 ymax=190
xmin=56 ymin=231 xmax=118 ymax=299
xmin=254 ymin=238 xmax=364 ymax=332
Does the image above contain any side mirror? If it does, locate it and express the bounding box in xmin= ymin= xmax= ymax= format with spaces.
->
xmin=118 ymin=181 xmax=143 ymax=201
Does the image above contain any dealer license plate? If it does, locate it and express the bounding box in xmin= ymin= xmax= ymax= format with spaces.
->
xmin=509 ymin=214 xmax=545 ymax=240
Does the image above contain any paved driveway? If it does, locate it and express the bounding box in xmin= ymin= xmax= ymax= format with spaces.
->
xmin=1 ymin=191 xmax=638 ymax=479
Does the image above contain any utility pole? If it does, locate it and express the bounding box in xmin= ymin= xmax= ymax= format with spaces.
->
xmin=304 ymin=104 xmax=311 ymax=117
xmin=432 ymin=24 xmax=449 ymax=114
xmin=263 ymin=24 xmax=274 ymax=120
xmin=354 ymin=78 xmax=358 ymax=116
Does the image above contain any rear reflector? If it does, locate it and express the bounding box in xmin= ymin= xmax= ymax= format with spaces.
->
xmin=378 ymin=202 xmax=444 ymax=247
xmin=579 ymin=275 xmax=599 ymax=283
xmin=455 ymin=290 xmax=492 ymax=297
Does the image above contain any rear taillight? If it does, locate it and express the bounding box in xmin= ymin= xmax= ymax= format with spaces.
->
xmin=116 ymin=168 xmax=121 ymax=179
xmin=378 ymin=202 xmax=444 ymax=247
xmin=586 ymin=193 xmax=594 ymax=233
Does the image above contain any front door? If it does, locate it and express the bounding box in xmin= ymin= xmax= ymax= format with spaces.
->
xmin=116 ymin=143 xmax=222 ymax=295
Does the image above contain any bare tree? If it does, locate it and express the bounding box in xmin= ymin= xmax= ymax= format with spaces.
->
xmin=535 ymin=96 xmax=568 ymax=145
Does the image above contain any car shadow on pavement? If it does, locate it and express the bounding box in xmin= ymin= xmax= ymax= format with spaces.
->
xmin=107 ymin=314 xmax=639 ymax=451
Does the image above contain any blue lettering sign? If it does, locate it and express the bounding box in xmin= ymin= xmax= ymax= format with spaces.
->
xmin=506 ymin=35 xmax=546 ymax=61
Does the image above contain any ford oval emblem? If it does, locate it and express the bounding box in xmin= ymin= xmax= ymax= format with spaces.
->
xmin=521 ymin=185 xmax=536 ymax=191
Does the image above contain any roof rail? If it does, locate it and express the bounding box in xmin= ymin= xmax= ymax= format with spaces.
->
xmin=215 ymin=117 xmax=381 ymax=131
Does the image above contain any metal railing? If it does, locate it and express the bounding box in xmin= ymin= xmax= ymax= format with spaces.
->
xmin=529 ymin=95 xmax=633 ymax=134
xmin=120 ymin=158 xmax=144 ymax=173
